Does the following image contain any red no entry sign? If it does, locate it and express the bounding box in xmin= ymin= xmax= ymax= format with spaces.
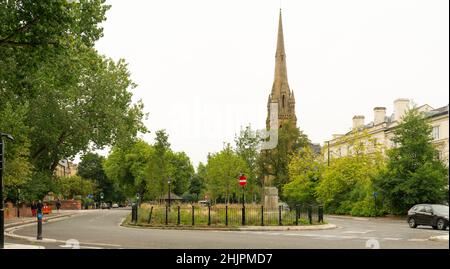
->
xmin=239 ymin=175 xmax=247 ymax=186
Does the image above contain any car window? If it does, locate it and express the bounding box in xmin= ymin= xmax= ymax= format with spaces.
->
xmin=424 ymin=206 xmax=433 ymax=213
xmin=417 ymin=206 xmax=426 ymax=212
xmin=431 ymin=205 xmax=449 ymax=214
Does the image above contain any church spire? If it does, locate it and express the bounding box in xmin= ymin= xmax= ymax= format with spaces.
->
xmin=266 ymin=9 xmax=297 ymax=130
xmin=272 ymin=9 xmax=289 ymax=97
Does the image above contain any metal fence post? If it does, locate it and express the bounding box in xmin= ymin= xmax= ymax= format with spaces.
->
xmin=136 ymin=205 xmax=139 ymax=223
xmin=191 ymin=205 xmax=195 ymax=226
xmin=225 ymin=205 xmax=228 ymax=226
xmin=177 ymin=206 xmax=181 ymax=225
xmin=165 ymin=206 xmax=168 ymax=225
xmin=278 ymin=205 xmax=282 ymax=226
xmin=318 ymin=205 xmax=324 ymax=223
xmin=208 ymin=205 xmax=211 ymax=226
xmin=295 ymin=205 xmax=299 ymax=226
xmin=308 ymin=206 xmax=312 ymax=224
xmin=261 ymin=205 xmax=264 ymax=226
xmin=147 ymin=206 xmax=153 ymax=224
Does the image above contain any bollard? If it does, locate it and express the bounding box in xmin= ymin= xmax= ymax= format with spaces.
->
xmin=295 ymin=206 xmax=299 ymax=226
xmin=37 ymin=212 xmax=43 ymax=240
xmin=208 ymin=205 xmax=211 ymax=226
xmin=147 ymin=206 xmax=153 ymax=224
xmin=177 ymin=206 xmax=181 ymax=225
xmin=278 ymin=205 xmax=282 ymax=226
xmin=191 ymin=205 xmax=195 ymax=226
xmin=225 ymin=205 xmax=228 ymax=226
xmin=261 ymin=205 xmax=264 ymax=226
xmin=165 ymin=206 xmax=168 ymax=225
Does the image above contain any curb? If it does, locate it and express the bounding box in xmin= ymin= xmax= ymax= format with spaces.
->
xmin=429 ymin=235 xmax=449 ymax=242
xmin=4 ymin=243 xmax=46 ymax=249
xmin=4 ymin=213 xmax=80 ymax=244
xmin=5 ymin=213 xmax=77 ymax=229
xmin=121 ymin=222 xmax=337 ymax=231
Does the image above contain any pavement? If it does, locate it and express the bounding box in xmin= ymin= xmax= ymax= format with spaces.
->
xmin=4 ymin=209 xmax=448 ymax=249
xmin=5 ymin=210 xmax=79 ymax=228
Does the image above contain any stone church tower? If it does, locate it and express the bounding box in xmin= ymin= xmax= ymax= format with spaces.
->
xmin=266 ymin=10 xmax=297 ymax=130
xmin=262 ymin=10 xmax=297 ymax=209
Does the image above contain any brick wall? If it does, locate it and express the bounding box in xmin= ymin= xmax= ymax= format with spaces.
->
xmin=4 ymin=202 xmax=33 ymax=219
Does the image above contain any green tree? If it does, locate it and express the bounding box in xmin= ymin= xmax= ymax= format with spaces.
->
xmin=316 ymin=134 xmax=386 ymax=216
xmin=103 ymin=140 xmax=154 ymax=199
xmin=374 ymin=108 xmax=448 ymax=214
xmin=168 ymin=151 xmax=194 ymax=196
xmin=0 ymin=102 xmax=33 ymax=201
xmin=283 ymin=146 xmax=324 ymax=207
xmin=257 ymin=121 xmax=310 ymax=197
xmin=234 ymin=125 xmax=261 ymax=202
xmin=56 ymin=175 xmax=94 ymax=200
xmin=1 ymin=0 xmax=147 ymax=179
xmin=188 ymin=173 xmax=206 ymax=202
xmin=77 ymin=152 xmax=121 ymax=202
xmin=205 ymin=144 xmax=249 ymax=204
xmin=150 ymin=130 xmax=171 ymax=200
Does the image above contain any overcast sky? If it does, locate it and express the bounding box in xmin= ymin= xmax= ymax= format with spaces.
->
xmin=93 ymin=0 xmax=449 ymax=168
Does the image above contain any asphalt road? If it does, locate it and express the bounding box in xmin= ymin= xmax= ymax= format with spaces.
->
xmin=6 ymin=209 xmax=449 ymax=249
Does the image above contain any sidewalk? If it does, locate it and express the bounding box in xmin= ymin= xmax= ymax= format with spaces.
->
xmin=123 ymin=223 xmax=337 ymax=231
xmin=327 ymin=214 xmax=406 ymax=221
xmin=429 ymin=234 xmax=449 ymax=242
xmin=4 ymin=243 xmax=45 ymax=249
xmin=5 ymin=210 xmax=81 ymax=228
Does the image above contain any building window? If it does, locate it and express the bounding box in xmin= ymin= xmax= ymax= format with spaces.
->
xmin=432 ymin=126 xmax=440 ymax=140
xmin=282 ymin=95 xmax=285 ymax=108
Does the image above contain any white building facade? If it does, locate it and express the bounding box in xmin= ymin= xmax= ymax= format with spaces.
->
xmin=324 ymin=98 xmax=449 ymax=166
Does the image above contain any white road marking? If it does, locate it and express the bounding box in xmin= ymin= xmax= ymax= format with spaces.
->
xmin=382 ymin=238 xmax=402 ymax=241
xmin=407 ymin=239 xmax=428 ymax=242
xmin=342 ymin=230 xmax=375 ymax=234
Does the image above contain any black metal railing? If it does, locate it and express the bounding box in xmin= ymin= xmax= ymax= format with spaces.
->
xmin=134 ymin=204 xmax=324 ymax=227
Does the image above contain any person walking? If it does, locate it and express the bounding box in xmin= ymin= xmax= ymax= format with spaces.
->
xmin=31 ymin=201 xmax=37 ymax=217
xmin=36 ymin=200 xmax=43 ymax=216
xmin=55 ymin=199 xmax=62 ymax=213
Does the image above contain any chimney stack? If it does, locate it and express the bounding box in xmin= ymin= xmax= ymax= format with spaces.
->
xmin=352 ymin=115 xmax=365 ymax=130
xmin=394 ymin=98 xmax=410 ymax=122
xmin=373 ymin=107 xmax=386 ymax=125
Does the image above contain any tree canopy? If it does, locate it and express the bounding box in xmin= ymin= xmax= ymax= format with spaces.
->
xmin=374 ymin=108 xmax=448 ymax=214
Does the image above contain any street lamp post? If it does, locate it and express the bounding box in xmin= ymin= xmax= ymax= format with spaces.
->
xmin=17 ymin=188 xmax=20 ymax=218
xmin=0 ymin=132 xmax=14 ymax=249
xmin=168 ymin=179 xmax=171 ymax=211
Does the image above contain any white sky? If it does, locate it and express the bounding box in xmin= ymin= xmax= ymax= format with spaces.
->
xmin=92 ymin=0 xmax=449 ymax=168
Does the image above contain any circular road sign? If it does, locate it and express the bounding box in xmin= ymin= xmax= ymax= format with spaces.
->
xmin=239 ymin=175 xmax=247 ymax=186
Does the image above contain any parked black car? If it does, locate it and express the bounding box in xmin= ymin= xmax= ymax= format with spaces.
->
xmin=407 ymin=204 xmax=449 ymax=230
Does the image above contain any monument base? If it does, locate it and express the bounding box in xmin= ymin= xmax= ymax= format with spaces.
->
xmin=263 ymin=187 xmax=279 ymax=210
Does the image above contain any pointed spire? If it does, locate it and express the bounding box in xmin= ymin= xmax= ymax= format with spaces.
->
xmin=272 ymin=9 xmax=289 ymax=97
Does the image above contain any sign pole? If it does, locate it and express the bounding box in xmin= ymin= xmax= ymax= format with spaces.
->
xmin=0 ymin=132 xmax=14 ymax=249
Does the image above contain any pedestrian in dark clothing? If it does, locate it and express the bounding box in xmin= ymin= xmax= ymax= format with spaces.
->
xmin=37 ymin=200 xmax=43 ymax=215
xmin=31 ymin=201 xmax=37 ymax=217
xmin=56 ymin=199 xmax=62 ymax=213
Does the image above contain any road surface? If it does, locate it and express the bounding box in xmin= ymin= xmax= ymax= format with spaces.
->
xmin=6 ymin=208 xmax=449 ymax=249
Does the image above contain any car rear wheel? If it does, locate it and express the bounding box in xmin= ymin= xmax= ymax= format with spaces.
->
xmin=436 ymin=219 xmax=447 ymax=230
xmin=408 ymin=217 xmax=417 ymax=228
